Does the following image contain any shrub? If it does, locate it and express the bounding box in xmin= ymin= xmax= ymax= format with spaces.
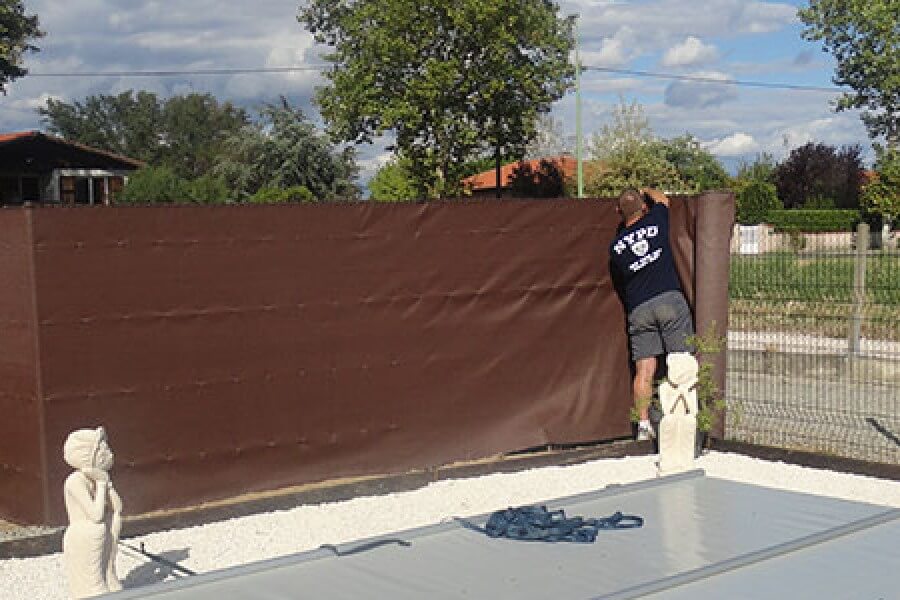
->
xmin=248 ymin=187 xmax=284 ymax=203
xmin=118 ymin=167 xmax=191 ymax=204
xmin=282 ymin=185 xmax=315 ymax=202
xmin=736 ymin=181 xmax=780 ymax=225
xmin=188 ymin=175 xmax=231 ymax=204
xmin=248 ymin=185 xmax=315 ymax=204
xmin=802 ymin=195 xmax=836 ymax=209
xmin=861 ymin=147 xmax=900 ymax=223
xmin=766 ymin=209 xmax=861 ymax=232
xmin=687 ymin=323 xmax=727 ymax=434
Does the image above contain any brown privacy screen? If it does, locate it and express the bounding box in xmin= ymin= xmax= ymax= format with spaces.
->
xmin=0 ymin=193 xmax=734 ymax=525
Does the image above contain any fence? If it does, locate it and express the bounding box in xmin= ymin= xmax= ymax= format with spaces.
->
xmin=727 ymin=223 xmax=900 ymax=465
xmin=0 ymin=195 xmax=735 ymax=525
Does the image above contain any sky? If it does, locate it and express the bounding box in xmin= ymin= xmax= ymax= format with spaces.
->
xmin=0 ymin=0 xmax=874 ymax=182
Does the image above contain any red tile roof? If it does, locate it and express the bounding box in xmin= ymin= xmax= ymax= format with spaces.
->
xmin=0 ymin=131 xmax=39 ymax=144
xmin=462 ymin=155 xmax=578 ymax=191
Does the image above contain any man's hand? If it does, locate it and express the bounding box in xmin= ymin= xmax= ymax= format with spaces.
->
xmin=641 ymin=188 xmax=670 ymax=207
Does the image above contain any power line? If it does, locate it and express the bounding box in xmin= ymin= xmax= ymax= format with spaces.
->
xmin=25 ymin=64 xmax=844 ymax=94
xmin=583 ymin=65 xmax=842 ymax=93
xmin=25 ymin=66 xmax=328 ymax=78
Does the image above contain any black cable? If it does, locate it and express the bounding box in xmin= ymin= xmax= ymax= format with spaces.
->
xmin=25 ymin=66 xmax=326 ymax=78
xmin=23 ymin=64 xmax=844 ymax=94
xmin=583 ymin=65 xmax=842 ymax=93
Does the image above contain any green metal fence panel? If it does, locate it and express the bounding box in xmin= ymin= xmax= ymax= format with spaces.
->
xmin=727 ymin=224 xmax=900 ymax=465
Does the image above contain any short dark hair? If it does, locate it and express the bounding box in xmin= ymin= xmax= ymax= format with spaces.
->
xmin=617 ymin=188 xmax=646 ymax=221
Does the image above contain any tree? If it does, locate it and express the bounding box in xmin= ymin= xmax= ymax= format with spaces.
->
xmin=300 ymin=0 xmax=575 ymax=199
xmin=659 ymin=135 xmax=729 ymax=192
xmin=214 ymin=100 xmax=360 ymax=201
xmin=772 ymin=142 xmax=864 ymax=209
xmin=524 ymin=114 xmax=572 ymax=160
xmin=508 ymin=159 xmax=567 ymax=198
xmin=861 ymin=147 xmax=900 ymax=223
xmin=160 ymin=94 xmax=249 ymax=178
xmin=736 ymin=181 xmax=781 ymax=225
xmin=589 ymin=97 xmax=655 ymax=159
xmin=586 ymin=98 xmax=686 ymax=196
xmin=799 ymin=0 xmax=900 ymax=144
xmin=734 ymin=153 xmax=777 ymax=186
xmin=368 ymin=158 xmax=419 ymax=202
xmin=0 ymin=0 xmax=42 ymax=93
xmin=40 ymin=91 xmax=248 ymax=178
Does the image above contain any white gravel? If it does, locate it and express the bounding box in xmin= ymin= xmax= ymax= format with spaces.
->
xmin=2 ymin=451 xmax=898 ymax=600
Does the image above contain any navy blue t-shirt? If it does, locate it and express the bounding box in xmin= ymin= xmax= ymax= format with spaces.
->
xmin=609 ymin=203 xmax=682 ymax=312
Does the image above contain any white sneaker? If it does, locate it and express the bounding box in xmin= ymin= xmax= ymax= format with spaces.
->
xmin=636 ymin=422 xmax=655 ymax=441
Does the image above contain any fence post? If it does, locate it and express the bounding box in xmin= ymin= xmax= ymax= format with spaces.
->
xmin=848 ymin=222 xmax=868 ymax=355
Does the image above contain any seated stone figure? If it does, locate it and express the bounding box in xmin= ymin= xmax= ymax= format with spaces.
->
xmin=657 ymin=352 xmax=699 ymax=475
xmin=62 ymin=427 xmax=123 ymax=599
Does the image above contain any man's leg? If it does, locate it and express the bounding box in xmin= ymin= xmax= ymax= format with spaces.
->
xmin=634 ymin=356 xmax=657 ymax=440
xmin=657 ymin=291 xmax=695 ymax=354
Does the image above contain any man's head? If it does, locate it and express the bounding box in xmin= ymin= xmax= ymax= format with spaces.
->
xmin=616 ymin=188 xmax=648 ymax=224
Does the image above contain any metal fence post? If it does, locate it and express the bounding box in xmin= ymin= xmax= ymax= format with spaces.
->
xmin=848 ymin=222 xmax=869 ymax=355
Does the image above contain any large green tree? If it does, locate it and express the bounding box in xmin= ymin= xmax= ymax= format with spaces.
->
xmin=299 ymin=0 xmax=575 ymax=199
xmin=0 ymin=0 xmax=42 ymax=93
xmin=40 ymin=91 xmax=248 ymax=178
xmin=799 ymin=0 xmax=900 ymax=144
xmin=214 ymin=100 xmax=360 ymax=201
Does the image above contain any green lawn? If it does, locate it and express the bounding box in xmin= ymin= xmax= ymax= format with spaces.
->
xmin=729 ymin=252 xmax=900 ymax=305
xmin=728 ymin=252 xmax=900 ymax=340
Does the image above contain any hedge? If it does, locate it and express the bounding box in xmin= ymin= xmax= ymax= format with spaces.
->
xmin=765 ymin=209 xmax=861 ymax=232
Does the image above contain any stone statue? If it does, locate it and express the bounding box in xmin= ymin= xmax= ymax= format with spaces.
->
xmin=62 ymin=426 xmax=123 ymax=599
xmin=657 ymin=353 xmax=699 ymax=475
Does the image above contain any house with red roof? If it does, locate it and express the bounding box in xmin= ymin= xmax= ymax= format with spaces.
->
xmin=0 ymin=131 xmax=143 ymax=206
xmin=461 ymin=155 xmax=578 ymax=198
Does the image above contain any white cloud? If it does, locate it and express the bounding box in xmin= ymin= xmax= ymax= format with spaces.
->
xmin=565 ymin=0 xmax=796 ymax=44
xmin=704 ymin=132 xmax=760 ymax=156
xmin=661 ymin=37 xmax=719 ymax=68
xmin=733 ymin=2 xmax=798 ymax=34
xmin=580 ymin=26 xmax=640 ymax=68
xmin=6 ymin=92 xmax=63 ymax=112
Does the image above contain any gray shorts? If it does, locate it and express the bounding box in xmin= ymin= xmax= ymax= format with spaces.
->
xmin=627 ymin=291 xmax=694 ymax=360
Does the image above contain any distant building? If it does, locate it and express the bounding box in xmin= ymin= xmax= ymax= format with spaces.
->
xmin=0 ymin=131 xmax=143 ymax=206
xmin=461 ymin=155 xmax=578 ymax=198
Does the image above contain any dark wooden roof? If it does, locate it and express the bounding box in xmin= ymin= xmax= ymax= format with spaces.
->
xmin=0 ymin=131 xmax=144 ymax=171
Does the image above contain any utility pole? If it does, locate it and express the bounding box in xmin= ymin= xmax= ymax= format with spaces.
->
xmin=575 ymin=21 xmax=584 ymax=199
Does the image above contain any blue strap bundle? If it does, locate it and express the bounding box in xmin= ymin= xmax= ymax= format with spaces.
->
xmin=481 ymin=505 xmax=643 ymax=543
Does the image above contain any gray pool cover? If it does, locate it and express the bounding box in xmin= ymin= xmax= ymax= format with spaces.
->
xmin=110 ymin=470 xmax=900 ymax=599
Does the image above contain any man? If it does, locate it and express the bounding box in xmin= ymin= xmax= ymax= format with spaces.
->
xmin=609 ymin=188 xmax=694 ymax=441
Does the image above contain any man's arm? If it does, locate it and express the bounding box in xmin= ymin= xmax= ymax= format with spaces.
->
xmin=641 ymin=188 xmax=670 ymax=208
